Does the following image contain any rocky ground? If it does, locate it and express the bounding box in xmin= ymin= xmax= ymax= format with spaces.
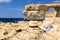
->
xmin=0 ymin=18 xmax=60 ymax=40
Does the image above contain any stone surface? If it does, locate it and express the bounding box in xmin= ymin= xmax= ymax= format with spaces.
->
xmin=23 ymin=4 xmax=60 ymax=21
xmin=0 ymin=21 xmax=45 ymax=40
xmin=0 ymin=20 xmax=60 ymax=40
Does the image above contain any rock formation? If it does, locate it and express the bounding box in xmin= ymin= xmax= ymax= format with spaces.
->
xmin=0 ymin=4 xmax=60 ymax=40
xmin=23 ymin=4 xmax=60 ymax=21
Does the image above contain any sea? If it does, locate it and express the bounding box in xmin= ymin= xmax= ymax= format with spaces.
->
xmin=0 ymin=18 xmax=24 ymax=23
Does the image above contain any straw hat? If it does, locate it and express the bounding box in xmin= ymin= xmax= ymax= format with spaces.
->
xmin=29 ymin=21 xmax=38 ymax=26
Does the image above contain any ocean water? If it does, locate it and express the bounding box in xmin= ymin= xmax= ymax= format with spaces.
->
xmin=0 ymin=18 xmax=24 ymax=23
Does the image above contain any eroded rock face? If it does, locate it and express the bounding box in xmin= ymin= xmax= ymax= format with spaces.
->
xmin=23 ymin=4 xmax=60 ymax=21
xmin=0 ymin=20 xmax=60 ymax=40
xmin=0 ymin=22 xmax=45 ymax=40
xmin=23 ymin=4 xmax=46 ymax=21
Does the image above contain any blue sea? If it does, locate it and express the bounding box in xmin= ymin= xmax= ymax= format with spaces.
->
xmin=0 ymin=18 xmax=24 ymax=23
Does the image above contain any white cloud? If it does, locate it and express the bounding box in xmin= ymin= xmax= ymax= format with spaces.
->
xmin=0 ymin=0 xmax=12 ymax=3
xmin=53 ymin=0 xmax=60 ymax=3
xmin=54 ymin=1 xmax=60 ymax=2
xmin=9 ymin=8 xmax=23 ymax=11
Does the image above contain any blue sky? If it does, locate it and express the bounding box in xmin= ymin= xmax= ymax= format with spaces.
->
xmin=0 ymin=0 xmax=59 ymax=18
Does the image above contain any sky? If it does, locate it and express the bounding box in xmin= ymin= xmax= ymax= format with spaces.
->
xmin=0 ymin=0 xmax=60 ymax=18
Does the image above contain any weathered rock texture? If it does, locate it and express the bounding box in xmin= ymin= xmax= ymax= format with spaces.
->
xmin=0 ymin=21 xmax=44 ymax=40
xmin=0 ymin=20 xmax=60 ymax=40
xmin=23 ymin=4 xmax=60 ymax=21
